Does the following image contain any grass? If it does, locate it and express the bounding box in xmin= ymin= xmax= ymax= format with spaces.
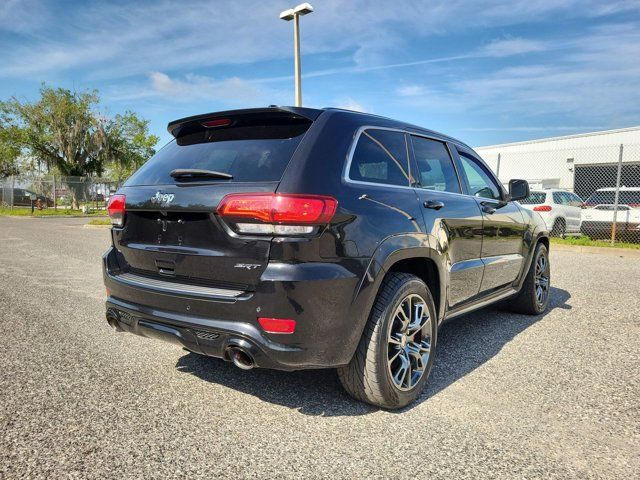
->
xmin=551 ymin=235 xmax=640 ymax=250
xmin=86 ymin=218 xmax=112 ymax=226
xmin=0 ymin=207 xmax=107 ymax=217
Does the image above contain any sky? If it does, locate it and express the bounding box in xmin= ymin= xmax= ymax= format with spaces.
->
xmin=1 ymin=0 xmax=639 ymax=149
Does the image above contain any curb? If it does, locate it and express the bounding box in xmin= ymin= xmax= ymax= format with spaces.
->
xmin=0 ymin=214 xmax=108 ymax=219
xmin=551 ymin=243 xmax=640 ymax=257
xmin=82 ymin=223 xmax=112 ymax=229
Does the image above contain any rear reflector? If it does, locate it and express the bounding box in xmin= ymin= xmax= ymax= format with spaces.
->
xmin=533 ymin=205 xmax=552 ymax=212
xmin=107 ymin=194 xmax=126 ymax=227
xmin=258 ymin=317 xmax=296 ymax=334
xmin=218 ymin=193 xmax=337 ymax=225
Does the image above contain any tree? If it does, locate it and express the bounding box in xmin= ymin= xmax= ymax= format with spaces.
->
xmin=0 ymin=113 xmax=22 ymax=178
xmin=0 ymin=85 xmax=158 ymax=207
xmin=105 ymin=112 xmax=159 ymax=182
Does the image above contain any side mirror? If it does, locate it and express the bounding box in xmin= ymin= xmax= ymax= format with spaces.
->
xmin=508 ymin=179 xmax=530 ymax=201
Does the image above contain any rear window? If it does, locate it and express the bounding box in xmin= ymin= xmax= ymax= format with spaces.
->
xmin=125 ymin=115 xmax=311 ymax=186
xmin=348 ymin=129 xmax=410 ymax=187
xmin=585 ymin=190 xmax=640 ymax=205
xmin=520 ymin=192 xmax=547 ymax=205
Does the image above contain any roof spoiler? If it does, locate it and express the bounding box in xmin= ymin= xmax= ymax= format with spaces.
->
xmin=167 ymin=106 xmax=323 ymax=138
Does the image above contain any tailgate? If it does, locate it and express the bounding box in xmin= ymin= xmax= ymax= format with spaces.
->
xmin=109 ymin=109 xmax=316 ymax=290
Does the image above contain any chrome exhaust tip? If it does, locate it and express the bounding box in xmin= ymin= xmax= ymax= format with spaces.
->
xmin=227 ymin=346 xmax=255 ymax=370
xmin=106 ymin=308 xmax=119 ymax=328
xmin=106 ymin=308 xmax=124 ymax=332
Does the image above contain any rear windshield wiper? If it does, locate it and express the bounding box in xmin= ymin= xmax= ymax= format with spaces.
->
xmin=170 ymin=169 xmax=233 ymax=180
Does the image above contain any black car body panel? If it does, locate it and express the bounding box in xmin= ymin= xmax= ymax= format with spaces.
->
xmin=104 ymin=106 xmax=548 ymax=370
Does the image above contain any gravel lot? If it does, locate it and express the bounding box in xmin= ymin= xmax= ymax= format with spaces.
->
xmin=1 ymin=216 xmax=638 ymax=479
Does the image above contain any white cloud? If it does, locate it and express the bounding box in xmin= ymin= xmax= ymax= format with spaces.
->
xmin=335 ymin=98 xmax=369 ymax=113
xmin=393 ymin=23 xmax=640 ymax=126
xmin=480 ymin=37 xmax=549 ymax=57
xmin=144 ymin=72 xmax=288 ymax=106
xmin=397 ymin=85 xmax=426 ymax=97
xmin=0 ymin=0 xmax=637 ymax=80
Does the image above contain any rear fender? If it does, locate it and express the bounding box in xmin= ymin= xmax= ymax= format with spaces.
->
xmin=343 ymin=233 xmax=445 ymax=361
xmin=515 ymin=222 xmax=549 ymax=290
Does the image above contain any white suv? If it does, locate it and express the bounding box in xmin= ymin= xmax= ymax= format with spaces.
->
xmin=581 ymin=187 xmax=640 ymax=240
xmin=519 ymin=189 xmax=583 ymax=237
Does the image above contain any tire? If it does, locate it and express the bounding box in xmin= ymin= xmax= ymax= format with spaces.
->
xmin=509 ymin=243 xmax=550 ymax=315
xmin=551 ymin=218 xmax=566 ymax=238
xmin=337 ymin=272 xmax=437 ymax=409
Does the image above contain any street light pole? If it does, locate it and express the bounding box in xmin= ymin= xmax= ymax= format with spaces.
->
xmin=293 ymin=14 xmax=301 ymax=106
xmin=280 ymin=3 xmax=314 ymax=107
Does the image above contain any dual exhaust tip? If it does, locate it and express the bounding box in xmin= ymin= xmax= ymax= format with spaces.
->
xmin=106 ymin=308 xmax=122 ymax=331
xmin=107 ymin=308 xmax=255 ymax=370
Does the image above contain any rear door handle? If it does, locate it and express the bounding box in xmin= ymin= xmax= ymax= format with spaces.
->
xmin=423 ymin=200 xmax=444 ymax=210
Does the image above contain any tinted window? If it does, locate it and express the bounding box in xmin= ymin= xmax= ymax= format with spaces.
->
xmin=559 ymin=192 xmax=579 ymax=207
xmin=520 ymin=192 xmax=547 ymax=205
xmin=585 ymin=190 xmax=640 ymax=205
xmin=126 ymin=116 xmax=311 ymax=186
xmin=568 ymin=193 xmax=583 ymax=207
xmin=349 ymin=129 xmax=410 ymax=187
xmin=411 ymin=136 xmax=460 ymax=194
xmin=457 ymin=152 xmax=501 ymax=200
xmin=552 ymin=192 xmax=566 ymax=205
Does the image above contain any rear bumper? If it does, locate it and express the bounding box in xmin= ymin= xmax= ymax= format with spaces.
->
xmin=103 ymin=247 xmax=361 ymax=370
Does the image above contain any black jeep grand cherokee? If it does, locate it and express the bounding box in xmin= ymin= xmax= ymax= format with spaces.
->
xmin=104 ymin=106 xmax=549 ymax=409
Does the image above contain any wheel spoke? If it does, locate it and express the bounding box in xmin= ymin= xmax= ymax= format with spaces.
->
xmin=407 ymin=341 xmax=430 ymax=373
xmin=405 ymin=360 xmax=413 ymax=389
xmin=392 ymin=350 xmax=410 ymax=387
xmin=388 ymin=347 xmax=402 ymax=364
xmin=407 ymin=302 xmax=424 ymax=331
xmin=396 ymin=305 xmax=410 ymax=331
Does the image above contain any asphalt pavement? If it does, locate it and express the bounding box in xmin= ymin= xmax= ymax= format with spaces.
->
xmin=0 ymin=216 xmax=638 ymax=479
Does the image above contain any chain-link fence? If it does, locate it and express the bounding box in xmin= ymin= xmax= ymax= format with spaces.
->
xmin=1 ymin=175 xmax=121 ymax=212
xmin=478 ymin=143 xmax=640 ymax=244
xmin=2 ymin=144 xmax=640 ymax=244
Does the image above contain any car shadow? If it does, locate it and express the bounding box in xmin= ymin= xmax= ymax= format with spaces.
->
xmin=175 ymin=287 xmax=571 ymax=416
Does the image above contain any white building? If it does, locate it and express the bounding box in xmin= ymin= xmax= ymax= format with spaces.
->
xmin=475 ymin=126 xmax=640 ymax=200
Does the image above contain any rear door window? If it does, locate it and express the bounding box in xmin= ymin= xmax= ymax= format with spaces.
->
xmin=520 ymin=192 xmax=547 ymax=205
xmin=348 ymin=129 xmax=410 ymax=187
xmin=553 ymin=192 xmax=566 ymax=205
xmin=126 ymin=115 xmax=311 ymax=186
xmin=410 ymin=136 xmax=460 ymax=194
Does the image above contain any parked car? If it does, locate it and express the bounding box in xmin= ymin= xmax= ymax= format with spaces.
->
xmin=103 ymin=107 xmax=550 ymax=409
xmin=10 ymin=188 xmax=54 ymax=208
xmin=581 ymin=187 xmax=640 ymax=240
xmin=518 ymin=189 xmax=583 ymax=237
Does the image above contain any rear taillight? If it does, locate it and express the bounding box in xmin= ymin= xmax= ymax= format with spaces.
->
xmin=217 ymin=193 xmax=337 ymax=236
xmin=533 ymin=205 xmax=552 ymax=212
xmin=107 ymin=194 xmax=126 ymax=227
